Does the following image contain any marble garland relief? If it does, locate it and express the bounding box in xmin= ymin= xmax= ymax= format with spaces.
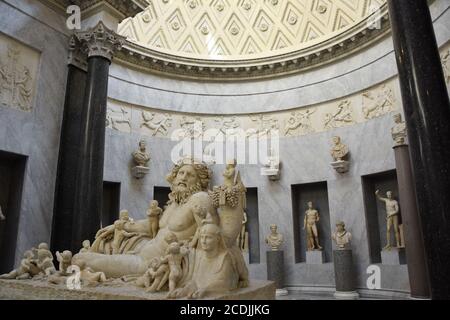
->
xmin=0 ymin=34 xmax=39 ymax=112
xmin=107 ymin=79 xmax=400 ymax=139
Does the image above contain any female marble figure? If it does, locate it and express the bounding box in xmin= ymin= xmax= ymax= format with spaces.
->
xmin=172 ymin=223 xmax=239 ymax=299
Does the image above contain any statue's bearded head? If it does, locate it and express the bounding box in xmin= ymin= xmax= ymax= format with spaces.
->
xmin=167 ymin=158 xmax=211 ymax=204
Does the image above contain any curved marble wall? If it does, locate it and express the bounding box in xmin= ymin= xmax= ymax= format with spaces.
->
xmin=103 ymin=0 xmax=450 ymax=296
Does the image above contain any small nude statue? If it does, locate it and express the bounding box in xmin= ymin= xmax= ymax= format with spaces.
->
xmin=34 ymin=243 xmax=56 ymax=276
xmin=162 ymin=242 xmax=189 ymax=297
xmin=330 ymin=136 xmax=349 ymax=161
xmin=304 ymin=202 xmax=323 ymax=251
xmin=376 ymin=190 xmax=401 ymax=250
xmin=73 ymin=260 xmax=107 ymax=286
xmin=135 ymin=257 xmax=170 ymax=293
xmin=146 ymin=257 xmax=170 ymax=293
xmin=0 ymin=250 xmax=36 ymax=279
xmin=391 ymin=113 xmax=407 ymax=146
xmin=79 ymin=240 xmax=91 ymax=253
xmin=132 ymin=139 xmax=150 ymax=167
xmin=0 ymin=205 xmax=5 ymax=221
xmin=146 ymin=200 xmax=163 ymax=239
xmin=265 ymin=224 xmax=284 ymax=251
xmin=112 ymin=219 xmax=138 ymax=254
xmin=332 ymin=221 xmax=352 ymax=250
xmin=55 ymin=250 xmax=73 ymax=275
xmin=238 ymin=211 xmax=248 ymax=251
xmin=189 ymin=204 xmax=209 ymax=248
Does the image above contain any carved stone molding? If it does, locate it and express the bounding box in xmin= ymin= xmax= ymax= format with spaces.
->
xmin=42 ymin=0 xmax=145 ymax=18
xmin=76 ymin=22 xmax=126 ymax=62
xmin=114 ymin=1 xmax=391 ymax=80
xmin=106 ymin=78 xmax=403 ymax=139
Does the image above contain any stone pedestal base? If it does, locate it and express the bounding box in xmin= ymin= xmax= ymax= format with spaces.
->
xmin=330 ymin=160 xmax=350 ymax=173
xmin=333 ymin=249 xmax=358 ymax=299
xmin=306 ymin=250 xmax=324 ymax=264
xmin=267 ymin=250 xmax=284 ymax=289
xmin=381 ymin=248 xmax=406 ymax=265
xmin=131 ymin=166 xmax=149 ymax=179
xmin=0 ymin=279 xmax=275 ymax=300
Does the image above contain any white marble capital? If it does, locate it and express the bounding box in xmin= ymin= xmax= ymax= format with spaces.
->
xmin=75 ymin=21 xmax=125 ymax=62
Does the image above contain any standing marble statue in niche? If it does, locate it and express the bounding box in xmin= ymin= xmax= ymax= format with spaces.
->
xmin=376 ymin=190 xmax=401 ymax=250
xmin=330 ymin=136 xmax=350 ymax=173
xmin=237 ymin=211 xmax=249 ymax=252
xmin=132 ymin=139 xmax=150 ymax=178
xmin=265 ymin=224 xmax=284 ymax=251
xmin=332 ymin=221 xmax=352 ymax=250
xmin=391 ymin=113 xmax=407 ymax=147
xmin=0 ymin=205 xmax=5 ymax=220
xmin=304 ymin=202 xmax=323 ymax=251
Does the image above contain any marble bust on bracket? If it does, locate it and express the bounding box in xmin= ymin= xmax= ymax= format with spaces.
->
xmin=330 ymin=136 xmax=350 ymax=173
xmin=131 ymin=139 xmax=150 ymax=179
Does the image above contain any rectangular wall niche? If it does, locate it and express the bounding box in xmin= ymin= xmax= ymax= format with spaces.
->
xmin=153 ymin=187 xmax=171 ymax=210
xmin=0 ymin=150 xmax=27 ymax=273
xmin=291 ymin=182 xmax=332 ymax=263
xmin=362 ymin=170 xmax=400 ymax=264
xmin=246 ymin=188 xmax=260 ymax=264
xmin=0 ymin=33 xmax=40 ymax=112
xmin=102 ymin=182 xmax=121 ymax=228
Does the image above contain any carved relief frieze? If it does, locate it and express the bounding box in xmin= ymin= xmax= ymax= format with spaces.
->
xmin=0 ymin=35 xmax=39 ymax=112
xmin=323 ymin=100 xmax=354 ymax=129
xmin=362 ymin=84 xmax=395 ymax=120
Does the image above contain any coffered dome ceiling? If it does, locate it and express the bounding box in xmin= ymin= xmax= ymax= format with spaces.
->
xmin=117 ymin=0 xmax=389 ymax=79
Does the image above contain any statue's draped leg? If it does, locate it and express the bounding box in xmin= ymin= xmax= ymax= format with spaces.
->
xmin=72 ymin=252 xmax=148 ymax=278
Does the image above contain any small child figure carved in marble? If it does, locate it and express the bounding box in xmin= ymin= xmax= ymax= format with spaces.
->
xmin=147 ymin=200 xmax=163 ymax=239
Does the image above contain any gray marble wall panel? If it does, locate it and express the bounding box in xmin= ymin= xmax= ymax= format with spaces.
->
xmin=103 ymin=112 xmax=411 ymax=292
xmin=0 ymin=0 xmax=69 ymax=265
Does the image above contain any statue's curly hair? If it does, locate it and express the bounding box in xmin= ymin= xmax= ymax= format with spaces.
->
xmin=166 ymin=157 xmax=212 ymax=191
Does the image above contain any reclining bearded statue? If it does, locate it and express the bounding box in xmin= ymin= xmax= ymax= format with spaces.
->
xmin=70 ymin=157 xmax=249 ymax=297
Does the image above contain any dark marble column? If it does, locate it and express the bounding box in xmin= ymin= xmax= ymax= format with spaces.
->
xmin=70 ymin=22 xmax=125 ymax=249
xmin=51 ymin=36 xmax=87 ymax=253
xmin=393 ymin=134 xmax=430 ymax=298
xmin=387 ymin=0 xmax=450 ymax=299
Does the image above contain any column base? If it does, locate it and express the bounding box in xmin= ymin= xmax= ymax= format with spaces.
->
xmin=276 ymin=288 xmax=289 ymax=296
xmin=334 ymin=291 xmax=359 ymax=300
